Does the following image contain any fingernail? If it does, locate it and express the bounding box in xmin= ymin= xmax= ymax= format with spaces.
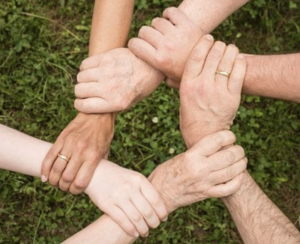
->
xmin=205 ymin=34 xmax=214 ymax=41
xmin=237 ymin=53 xmax=244 ymax=59
xmin=162 ymin=217 xmax=168 ymax=222
xmin=41 ymin=175 xmax=47 ymax=182
xmin=134 ymin=231 xmax=139 ymax=238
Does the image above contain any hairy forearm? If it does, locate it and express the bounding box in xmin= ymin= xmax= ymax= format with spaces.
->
xmin=89 ymin=0 xmax=134 ymax=56
xmin=243 ymin=53 xmax=300 ymax=103
xmin=222 ymin=171 xmax=300 ymax=244
xmin=178 ymin=0 xmax=249 ymax=33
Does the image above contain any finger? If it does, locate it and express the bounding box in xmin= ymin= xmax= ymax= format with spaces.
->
xmin=207 ymin=172 xmax=245 ymax=198
xmin=79 ymin=55 xmax=102 ymax=71
xmin=182 ymin=34 xmax=214 ymax=80
xmin=118 ymin=200 xmax=149 ymax=237
xmin=128 ymin=37 xmax=157 ymax=68
xmin=192 ymin=130 xmax=236 ymax=157
xmin=201 ymin=41 xmax=226 ymax=79
xmin=68 ymin=159 xmax=99 ymax=194
xmin=210 ymin=158 xmax=248 ymax=185
xmin=77 ymin=68 xmax=101 ymax=83
xmin=104 ymin=205 xmax=139 ymax=238
xmin=131 ymin=193 xmax=160 ymax=229
xmin=215 ymin=44 xmax=239 ymax=88
xmin=228 ymin=53 xmax=246 ymax=95
xmin=165 ymin=77 xmax=180 ymax=89
xmin=163 ymin=7 xmax=190 ymax=26
xmin=75 ymin=83 xmax=103 ymax=98
xmin=48 ymin=149 xmax=71 ymax=187
xmin=74 ymin=98 xmax=115 ymax=114
xmin=151 ymin=17 xmax=175 ymax=34
xmin=140 ymin=180 xmax=168 ymax=222
xmin=208 ymin=145 xmax=245 ymax=171
xmin=58 ymin=152 xmax=84 ymax=192
xmin=138 ymin=26 xmax=163 ymax=48
xmin=41 ymin=141 xmax=64 ymax=182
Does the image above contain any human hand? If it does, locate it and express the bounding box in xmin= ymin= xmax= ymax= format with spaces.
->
xmin=41 ymin=113 xmax=115 ymax=194
xmin=85 ymin=160 xmax=168 ymax=238
xmin=128 ymin=7 xmax=204 ymax=88
xmin=180 ymin=35 xmax=246 ymax=148
xmin=74 ymin=48 xmax=164 ymax=113
xmin=149 ymin=130 xmax=247 ymax=213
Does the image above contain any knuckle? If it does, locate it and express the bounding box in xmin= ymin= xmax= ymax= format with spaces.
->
xmin=189 ymin=48 xmax=205 ymax=62
xmin=163 ymin=41 xmax=176 ymax=52
xmin=225 ymin=166 xmax=235 ymax=179
xmin=52 ymin=162 xmax=66 ymax=173
xmin=61 ymin=173 xmax=74 ymax=183
xmin=224 ymin=150 xmax=235 ymax=163
xmin=73 ymin=178 xmax=88 ymax=191
xmin=154 ymin=53 xmax=168 ymax=66
xmin=220 ymin=57 xmax=232 ymax=70
xmin=143 ymin=208 xmax=153 ymax=219
xmin=76 ymin=140 xmax=88 ymax=152
xmin=212 ymin=132 xmax=224 ymax=145
xmin=132 ymin=213 xmax=142 ymax=223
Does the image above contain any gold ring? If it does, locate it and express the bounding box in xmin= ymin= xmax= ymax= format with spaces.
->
xmin=57 ymin=153 xmax=70 ymax=162
xmin=216 ymin=70 xmax=230 ymax=78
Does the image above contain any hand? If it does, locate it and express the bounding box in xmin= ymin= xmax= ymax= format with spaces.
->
xmin=74 ymin=48 xmax=165 ymax=114
xmin=85 ymin=160 xmax=168 ymax=238
xmin=180 ymin=35 xmax=246 ymax=148
xmin=41 ymin=113 xmax=115 ymax=194
xmin=149 ymin=130 xmax=247 ymax=213
xmin=128 ymin=7 xmax=204 ymax=87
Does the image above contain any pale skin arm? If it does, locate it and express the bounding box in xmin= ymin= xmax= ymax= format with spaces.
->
xmin=0 ymin=124 xmax=136 ymax=243
xmin=0 ymin=123 xmax=247 ymax=243
xmin=178 ymin=0 xmax=249 ymax=31
xmin=41 ymin=0 xmax=135 ymax=194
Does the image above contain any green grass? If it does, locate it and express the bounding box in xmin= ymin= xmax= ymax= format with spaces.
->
xmin=1 ymin=0 xmax=300 ymax=243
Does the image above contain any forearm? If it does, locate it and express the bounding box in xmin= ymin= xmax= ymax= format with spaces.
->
xmin=89 ymin=0 xmax=134 ymax=56
xmin=0 ymin=124 xmax=51 ymax=177
xmin=243 ymin=53 xmax=300 ymax=103
xmin=222 ymin=171 xmax=300 ymax=244
xmin=0 ymin=124 xmax=136 ymax=243
xmin=63 ymin=214 xmax=136 ymax=244
xmin=178 ymin=0 xmax=249 ymax=32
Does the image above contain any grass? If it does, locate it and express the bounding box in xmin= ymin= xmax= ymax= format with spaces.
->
xmin=0 ymin=0 xmax=300 ymax=243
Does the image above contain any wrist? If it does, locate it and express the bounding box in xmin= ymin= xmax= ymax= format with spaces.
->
xmin=148 ymin=159 xmax=179 ymax=214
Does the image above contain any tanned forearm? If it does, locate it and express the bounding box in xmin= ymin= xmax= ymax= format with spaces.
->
xmin=65 ymin=1 xmax=137 ymax=243
xmin=243 ymin=53 xmax=300 ymax=103
xmin=223 ymin=171 xmax=300 ymax=244
xmin=89 ymin=0 xmax=134 ymax=56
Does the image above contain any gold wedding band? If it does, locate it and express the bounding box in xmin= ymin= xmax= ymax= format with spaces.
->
xmin=216 ymin=70 xmax=230 ymax=78
xmin=57 ymin=153 xmax=70 ymax=163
